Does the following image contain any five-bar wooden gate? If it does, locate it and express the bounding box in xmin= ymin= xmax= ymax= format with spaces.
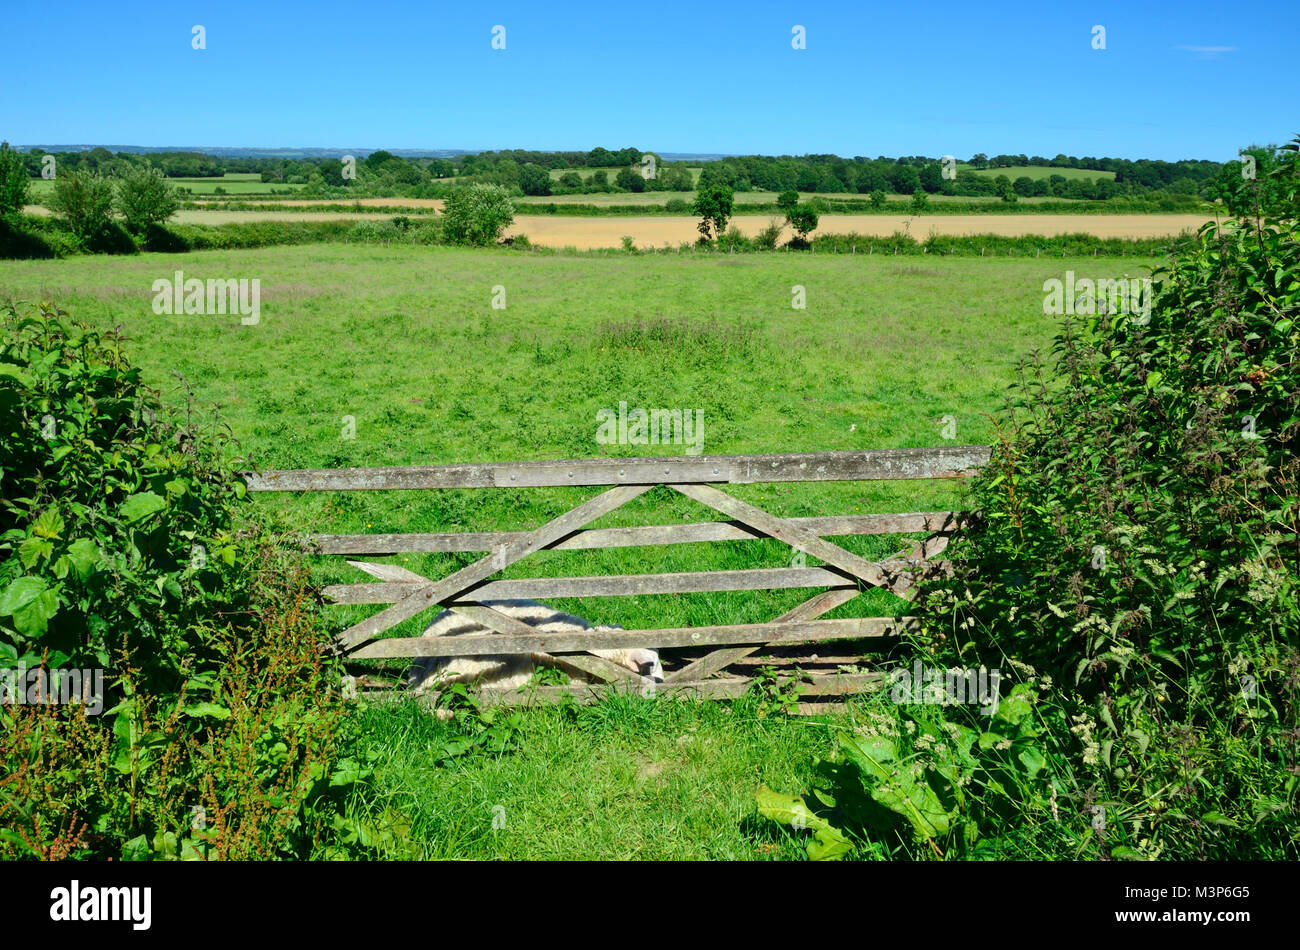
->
xmin=245 ymin=446 xmax=988 ymax=712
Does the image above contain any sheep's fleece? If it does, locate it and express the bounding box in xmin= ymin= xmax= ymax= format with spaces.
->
xmin=405 ymin=599 xmax=664 ymax=693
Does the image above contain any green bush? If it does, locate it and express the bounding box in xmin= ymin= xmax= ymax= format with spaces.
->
xmin=0 ymin=142 xmax=30 ymax=218
xmin=115 ymin=165 xmax=179 ymax=235
xmin=442 ymin=183 xmax=515 ymax=246
xmin=753 ymin=219 xmax=783 ymax=249
xmin=168 ymin=220 xmax=356 ymax=250
xmin=761 ymin=139 xmax=1300 ymax=860
xmin=142 ymin=223 xmax=192 ymax=253
xmin=0 ymin=217 xmax=59 ymax=259
xmin=83 ymin=220 xmax=137 ymax=255
xmin=0 ymin=303 xmax=361 ymax=859
xmin=46 ymin=169 xmax=115 ymax=244
xmin=913 ymin=141 xmax=1300 ymax=859
xmin=347 ymin=219 xmax=402 ymax=243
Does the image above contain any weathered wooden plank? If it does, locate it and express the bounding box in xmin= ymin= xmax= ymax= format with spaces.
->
xmin=358 ymin=672 xmax=885 ymax=706
xmin=246 ymin=446 xmax=990 ymax=492
xmin=323 ymin=557 xmax=955 ymax=605
xmin=308 ymin=512 xmax=969 ymax=555
xmin=671 ymin=483 xmax=900 ymax=593
xmin=664 ymin=587 xmax=862 ymax=684
xmin=324 ymin=566 xmax=855 ymax=604
xmin=346 ymin=559 xmax=428 ymax=583
xmin=729 ymin=655 xmax=872 ymax=667
xmin=346 ymin=616 xmax=916 ymax=659
xmin=330 ymin=484 xmax=651 ymax=650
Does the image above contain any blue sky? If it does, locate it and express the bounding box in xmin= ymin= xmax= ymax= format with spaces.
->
xmin=3 ymin=0 xmax=1295 ymax=161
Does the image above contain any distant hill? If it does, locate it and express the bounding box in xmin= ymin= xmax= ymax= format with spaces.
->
xmin=16 ymin=145 xmax=734 ymax=162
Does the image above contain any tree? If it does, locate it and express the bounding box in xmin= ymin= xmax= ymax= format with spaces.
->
xmin=777 ymin=189 xmax=799 ymax=213
xmin=969 ymin=153 xmax=989 ymax=169
xmin=47 ymin=169 xmax=115 ymax=241
xmin=519 ymin=163 xmax=551 ymax=196
xmin=869 ymin=189 xmax=887 ymax=209
xmin=115 ymin=165 xmax=179 ymax=234
xmin=615 ymin=167 xmax=645 ymax=193
xmin=891 ymin=164 xmax=921 ymax=195
xmin=661 ymin=166 xmax=694 ymax=191
xmin=557 ymin=171 xmax=582 ymax=190
xmin=441 ymin=183 xmax=515 ymax=246
xmin=0 ymin=141 xmax=29 ymax=218
xmin=691 ymin=183 xmax=734 ymax=242
xmin=318 ymin=159 xmax=345 ymax=187
xmin=910 ymin=188 xmax=929 ymax=211
xmin=919 ymin=163 xmax=944 ymax=193
xmin=1013 ymin=176 xmax=1035 ymax=197
xmin=785 ymin=204 xmax=819 ymax=243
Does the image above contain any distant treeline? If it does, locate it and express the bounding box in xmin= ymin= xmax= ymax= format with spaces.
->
xmin=695 ymin=154 xmax=1222 ymax=199
xmin=518 ymin=194 xmax=1206 ymax=216
xmin=15 ymin=144 xmax=1234 ymax=204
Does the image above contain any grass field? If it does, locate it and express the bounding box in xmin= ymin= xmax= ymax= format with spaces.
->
xmin=962 ymin=164 xmax=1117 ymax=181
xmin=28 ymin=172 xmax=306 ymax=198
xmin=170 ymin=173 xmax=306 ymax=195
xmin=0 ymin=243 xmax=1164 ymax=857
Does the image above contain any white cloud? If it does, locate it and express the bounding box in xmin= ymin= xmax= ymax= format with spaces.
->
xmin=1177 ymin=45 xmax=1238 ymax=59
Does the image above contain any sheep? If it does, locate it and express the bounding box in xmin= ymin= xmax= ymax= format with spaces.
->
xmin=405 ymin=599 xmax=663 ymax=695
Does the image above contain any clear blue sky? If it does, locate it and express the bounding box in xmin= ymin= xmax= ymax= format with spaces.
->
xmin=3 ymin=0 xmax=1295 ymax=161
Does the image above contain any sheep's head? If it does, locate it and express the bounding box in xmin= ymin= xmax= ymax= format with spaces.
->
xmin=625 ymin=648 xmax=664 ymax=683
xmin=594 ymin=625 xmax=664 ymax=683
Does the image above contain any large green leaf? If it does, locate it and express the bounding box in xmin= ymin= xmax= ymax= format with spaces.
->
xmin=839 ymin=734 xmax=954 ymax=840
xmin=0 ymin=576 xmax=46 ymax=615
xmin=755 ymin=785 xmax=853 ymax=861
xmin=64 ymin=538 xmax=102 ymax=579
xmin=0 ymin=576 xmax=60 ymax=637
xmin=118 ymin=491 xmax=167 ymax=524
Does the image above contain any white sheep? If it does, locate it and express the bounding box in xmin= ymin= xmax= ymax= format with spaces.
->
xmin=405 ymin=599 xmax=663 ymax=694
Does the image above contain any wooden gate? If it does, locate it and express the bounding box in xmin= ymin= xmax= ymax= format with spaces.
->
xmin=246 ymin=446 xmax=988 ymax=712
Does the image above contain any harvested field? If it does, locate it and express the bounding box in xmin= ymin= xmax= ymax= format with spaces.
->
xmin=505 ymin=213 xmax=1215 ymax=249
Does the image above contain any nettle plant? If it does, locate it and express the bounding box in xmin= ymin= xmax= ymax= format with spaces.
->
xmin=914 ymin=138 xmax=1299 ymax=855
xmin=759 ymin=138 xmax=1298 ymax=860
xmin=0 ymin=302 xmax=358 ymax=860
xmin=0 ymin=302 xmax=252 ymax=687
xmin=953 ymin=140 xmax=1298 ymax=698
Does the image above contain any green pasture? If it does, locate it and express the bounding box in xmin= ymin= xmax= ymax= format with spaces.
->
xmin=961 ymin=164 xmax=1117 ymax=181
xmin=26 ymin=172 xmax=305 ymax=198
xmin=0 ymin=243 xmax=1160 ymax=858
